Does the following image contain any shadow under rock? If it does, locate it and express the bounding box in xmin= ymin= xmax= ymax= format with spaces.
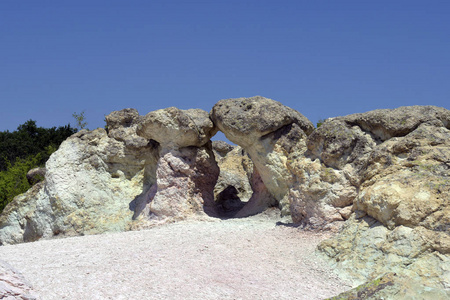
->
xmin=129 ymin=184 xmax=157 ymax=220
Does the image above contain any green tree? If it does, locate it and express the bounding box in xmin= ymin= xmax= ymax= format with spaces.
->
xmin=0 ymin=153 xmax=42 ymax=212
xmin=0 ymin=120 xmax=76 ymax=171
xmin=0 ymin=120 xmax=77 ymax=212
xmin=72 ymin=111 xmax=88 ymax=130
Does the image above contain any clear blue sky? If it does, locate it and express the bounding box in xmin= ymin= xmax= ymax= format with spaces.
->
xmin=1 ymin=1 xmax=449 ymax=138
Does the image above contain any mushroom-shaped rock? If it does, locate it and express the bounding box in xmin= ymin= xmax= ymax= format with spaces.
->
xmin=137 ymin=107 xmax=216 ymax=148
xmin=211 ymin=96 xmax=314 ymax=148
xmin=211 ymin=96 xmax=314 ymax=217
xmin=133 ymin=107 xmax=220 ymax=221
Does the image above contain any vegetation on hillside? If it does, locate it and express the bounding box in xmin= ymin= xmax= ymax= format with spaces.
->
xmin=0 ymin=120 xmax=77 ymax=212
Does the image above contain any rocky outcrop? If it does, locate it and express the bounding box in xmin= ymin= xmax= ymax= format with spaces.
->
xmin=317 ymin=106 xmax=450 ymax=291
xmin=0 ymin=109 xmax=159 ymax=245
xmin=287 ymin=117 xmax=374 ymax=229
xmin=0 ymin=260 xmax=38 ymax=299
xmin=134 ymin=107 xmax=220 ymax=220
xmin=211 ymin=96 xmax=314 ymax=217
xmin=1 ymin=98 xmax=449 ymax=297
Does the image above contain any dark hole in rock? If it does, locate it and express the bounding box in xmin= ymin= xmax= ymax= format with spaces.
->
xmin=215 ymin=185 xmax=246 ymax=218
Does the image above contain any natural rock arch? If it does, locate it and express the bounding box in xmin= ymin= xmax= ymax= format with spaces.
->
xmin=127 ymin=96 xmax=317 ymax=221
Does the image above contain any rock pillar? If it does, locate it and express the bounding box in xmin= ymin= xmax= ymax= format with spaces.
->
xmin=136 ymin=107 xmax=219 ymax=220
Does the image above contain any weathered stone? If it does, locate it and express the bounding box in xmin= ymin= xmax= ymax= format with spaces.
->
xmin=319 ymin=215 xmax=450 ymax=289
xmin=211 ymin=96 xmax=314 ymax=217
xmin=1 ymin=100 xmax=449 ymax=300
xmin=213 ymin=145 xmax=253 ymax=212
xmin=317 ymin=108 xmax=450 ymax=292
xmin=137 ymin=107 xmax=216 ymax=148
xmin=339 ymin=206 xmax=353 ymax=220
xmin=134 ymin=108 xmax=220 ymax=222
xmin=337 ymin=105 xmax=450 ymax=142
xmin=26 ymin=167 xmax=46 ymax=185
xmin=235 ymin=168 xmax=277 ymax=218
xmin=0 ymin=259 xmax=38 ymax=299
xmin=307 ymin=119 xmax=376 ymax=172
xmin=0 ymin=124 xmax=159 ymax=245
xmin=286 ymin=115 xmax=376 ymax=228
xmin=105 ymin=108 xmax=149 ymax=148
xmin=212 ymin=140 xmax=235 ymax=158
xmin=215 ymin=186 xmax=245 ymax=217
xmin=287 ymin=156 xmax=357 ymax=228
xmin=136 ymin=146 xmax=219 ymax=220
xmin=211 ymin=96 xmax=314 ymax=148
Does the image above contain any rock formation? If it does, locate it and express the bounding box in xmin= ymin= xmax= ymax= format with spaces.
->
xmin=134 ymin=107 xmax=219 ymax=220
xmin=316 ymin=106 xmax=450 ymax=291
xmin=287 ymin=116 xmax=373 ymax=229
xmin=0 ymin=97 xmax=449 ymax=297
xmin=212 ymin=142 xmax=254 ymax=217
xmin=211 ymin=96 xmax=314 ymax=217
xmin=0 ymin=109 xmax=159 ymax=244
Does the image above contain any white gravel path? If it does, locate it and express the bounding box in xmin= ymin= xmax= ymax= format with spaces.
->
xmin=0 ymin=213 xmax=351 ymax=300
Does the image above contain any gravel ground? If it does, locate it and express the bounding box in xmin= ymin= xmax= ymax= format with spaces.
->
xmin=0 ymin=211 xmax=352 ymax=300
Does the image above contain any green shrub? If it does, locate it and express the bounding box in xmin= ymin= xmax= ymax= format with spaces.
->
xmin=0 ymin=153 xmax=43 ymax=212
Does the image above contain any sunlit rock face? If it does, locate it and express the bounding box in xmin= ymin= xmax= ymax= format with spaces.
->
xmin=0 ymin=109 xmax=158 ymax=245
xmin=135 ymin=107 xmax=220 ymax=221
xmin=137 ymin=107 xmax=216 ymax=149
xmin=317 ymin=106 xmax=450 ymax=290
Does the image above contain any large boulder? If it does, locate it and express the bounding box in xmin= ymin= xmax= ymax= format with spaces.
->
xmin=137 ymin=107 xmax=216 ymax=148
xmin=339 ymin=105 xmax=450 ymax=141
xmin=0 ymin=109 xmax=159 ymax=245
xmin=134 ymin=107 xmax=220 ymax=221
xmin=211 ymin=96 xmax=314 ymax=217
xmin=211 ymin=96 xmax=314 ymax=148
xmin=317 ymin=106 xmax=450 ymax=291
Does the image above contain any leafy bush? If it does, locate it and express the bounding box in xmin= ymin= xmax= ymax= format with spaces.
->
xmin=0 ymin=153 xmax=42 ymax=212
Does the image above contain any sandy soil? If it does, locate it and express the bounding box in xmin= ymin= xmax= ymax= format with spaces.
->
xmin=0 ymin=211 xmax=351 ymax=300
